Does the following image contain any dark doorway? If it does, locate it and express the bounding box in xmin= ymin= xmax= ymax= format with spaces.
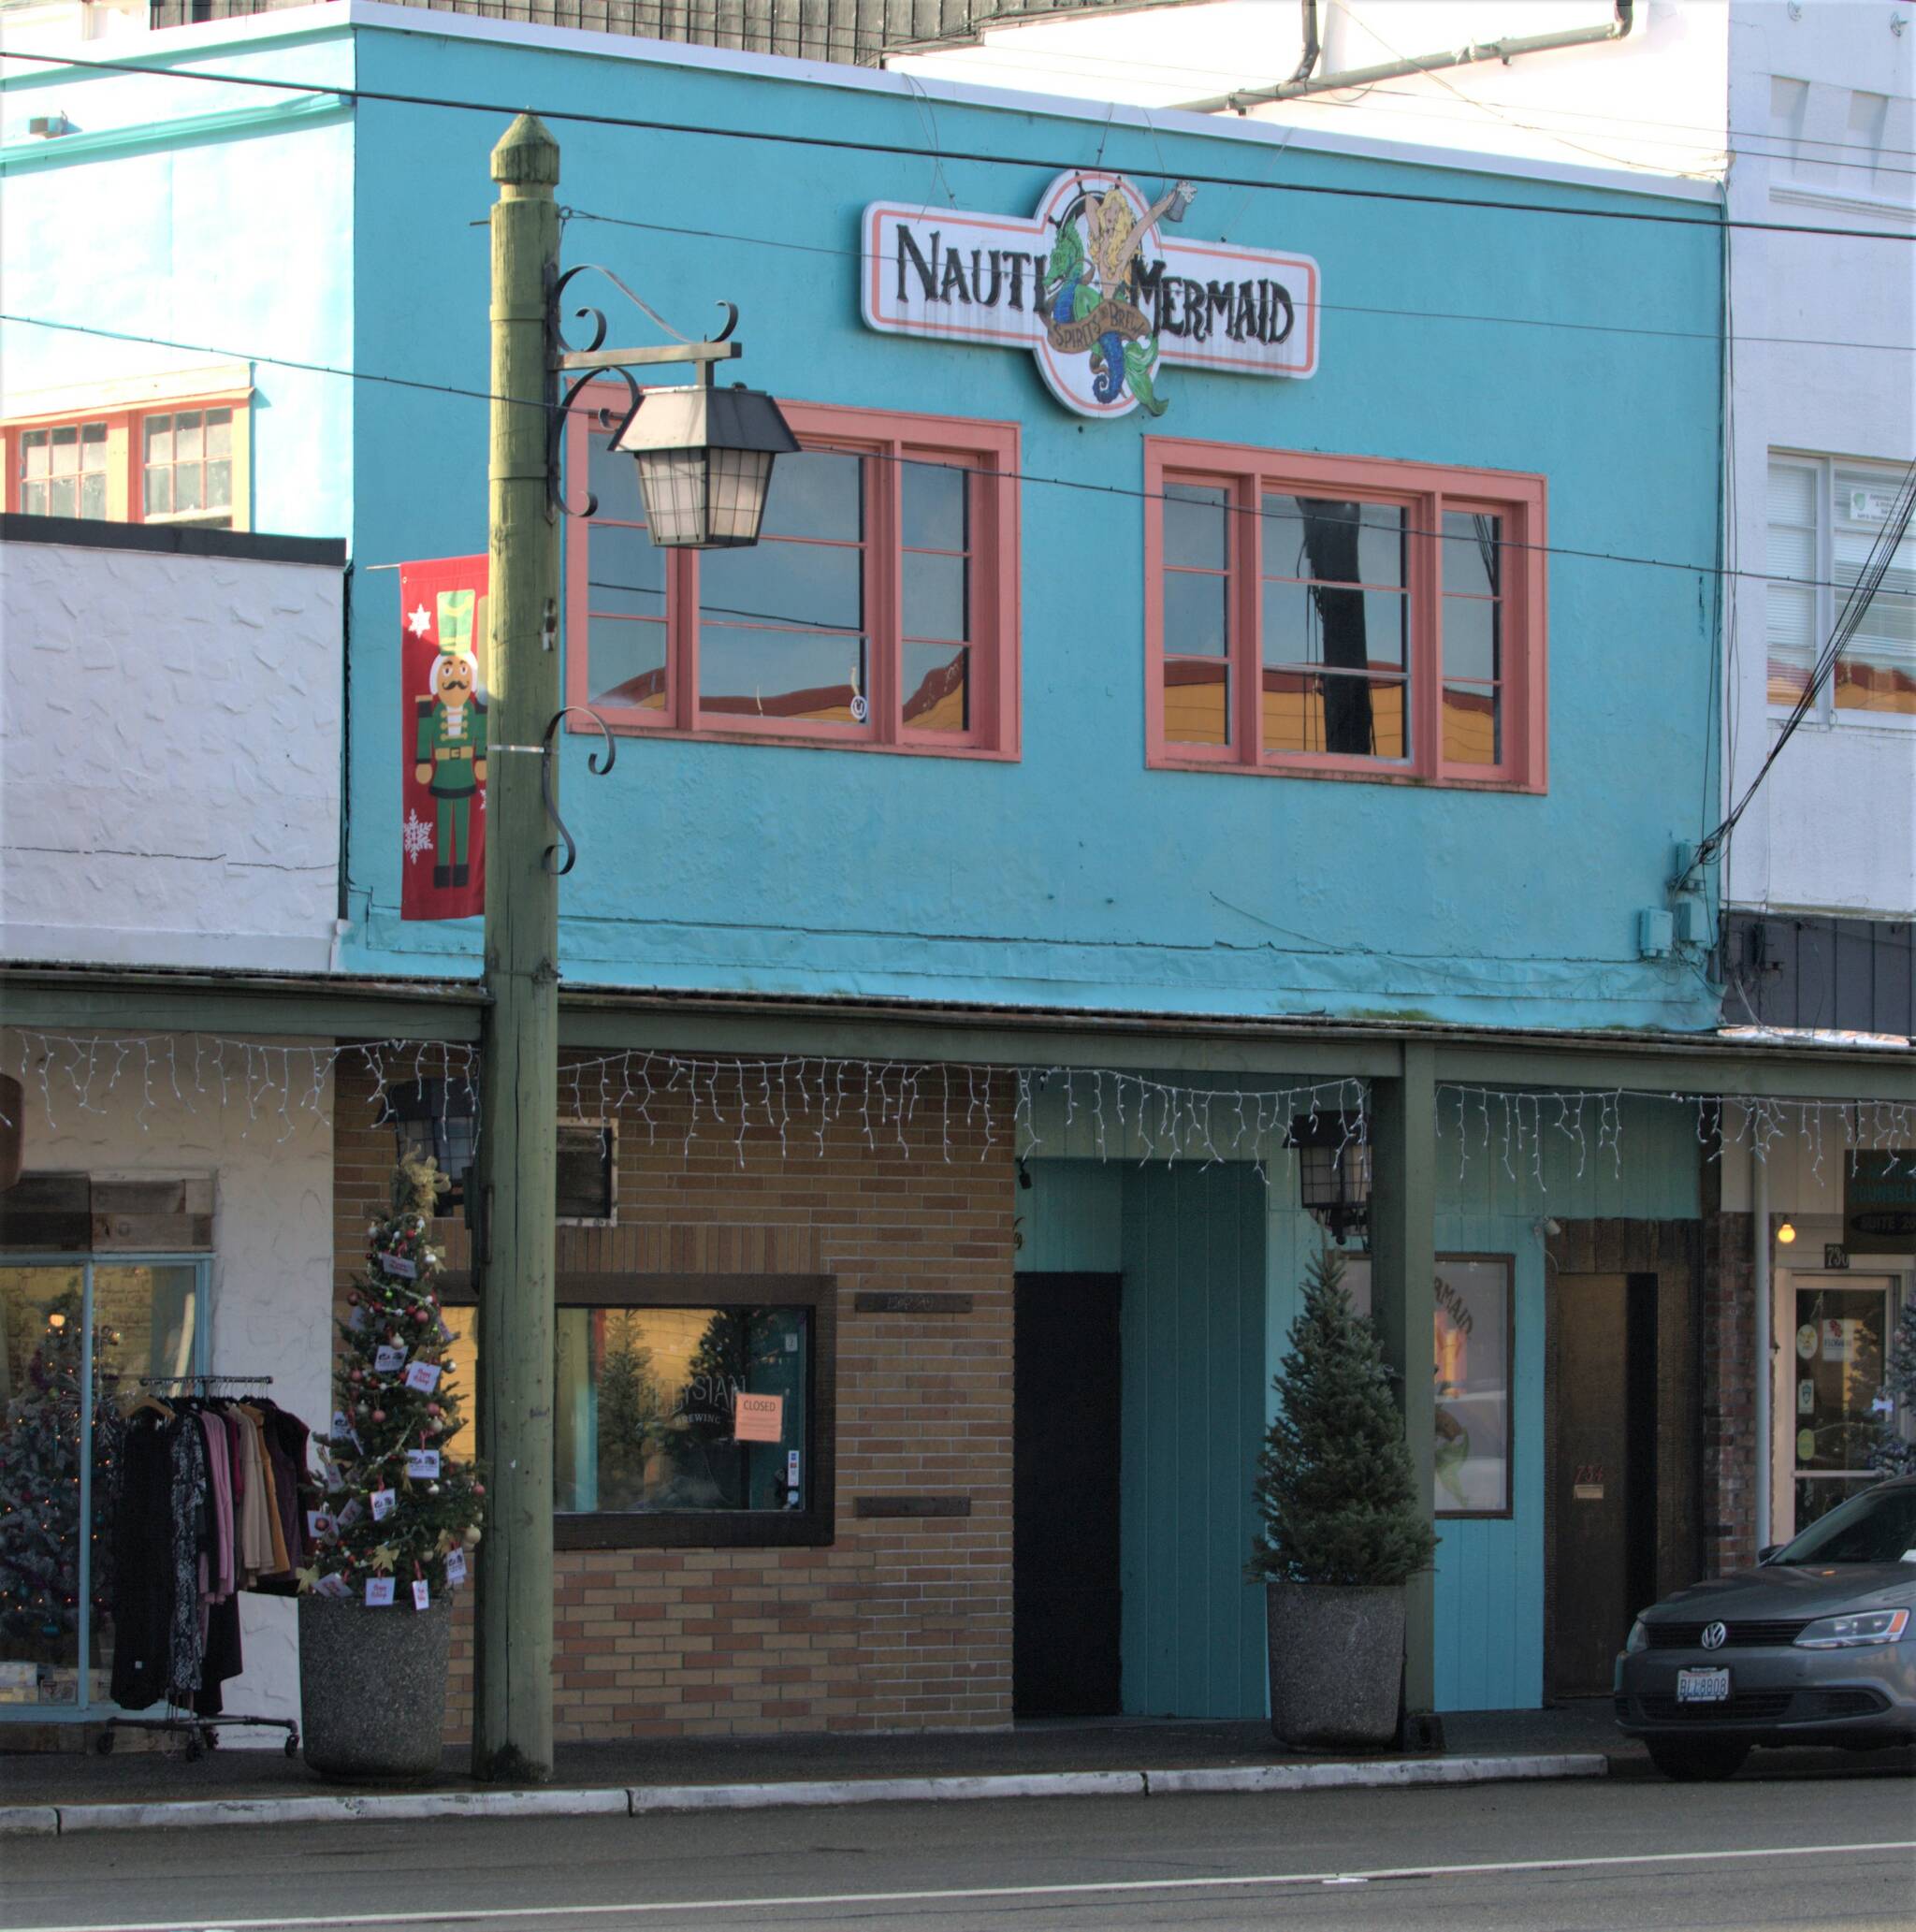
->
xmin=1014 ymin=1271 xmax=1122 ymax=1716
xmin=1547 ymin=1271 xmax=1662 ymax=1696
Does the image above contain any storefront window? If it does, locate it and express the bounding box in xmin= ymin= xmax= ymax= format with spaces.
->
xmin=440 ymin=1274 xmax=836 ymax=1548
xmin=0 ymin=1259 xmax=203 ymax=1715
xmin=1792 ymin=1279 xmax=1891 ymax=1531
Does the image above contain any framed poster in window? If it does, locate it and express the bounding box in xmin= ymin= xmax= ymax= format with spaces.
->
xmin=1433 ymin=1255 xmax=1513 ymax=1518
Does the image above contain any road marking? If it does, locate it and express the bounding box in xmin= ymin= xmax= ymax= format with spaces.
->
xmin=12 ymin=1838 xmax=1915 ymax=1932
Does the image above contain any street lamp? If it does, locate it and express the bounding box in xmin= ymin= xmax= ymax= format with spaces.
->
xmin=615 ymin=373 xmax=798 ymax=549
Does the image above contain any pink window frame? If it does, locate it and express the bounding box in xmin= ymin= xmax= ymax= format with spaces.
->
xmin=566 ymin=397 xmax=1021 ymax=760
xmin=1143 ymin=438 xmax=1547 ymax=792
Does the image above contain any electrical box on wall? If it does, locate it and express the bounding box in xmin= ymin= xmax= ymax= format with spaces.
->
xmin=1638 ymin=909 xmax=1675 ymax=958
xmin=1673 ymin=898 xmax=1713 ymax=947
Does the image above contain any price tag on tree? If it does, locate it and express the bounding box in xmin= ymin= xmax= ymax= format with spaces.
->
xmin=444 ymin=1547 xmax=467 ymax=1587
xmin=402 ymin=1360 xmax=442 ymax=1395
xmin=378 ymin=1251 xmax=418 ymax=1280
xmin=364 ymin=1577 xmax=396 ymax=1606
xmin=413 ymin=1578 xmax=431 ymax=1612
xmin=307 ymin=1510 xmax=336 ymax=1540
xmin=405 ymin=1449 xmax=442 ymax=1479
xmin=347 ymin=1307 xmax=369 ymax=1333
xmin=370 ymin=1487 xmax=397 ymax=1523
xmin=374 ymin=1344 xmax=409 ymax=1374
xmin=336 ymin=1496 xmax=364 ymax=1530
xmin=315 ymin=1573 xmax=351 ymax=1600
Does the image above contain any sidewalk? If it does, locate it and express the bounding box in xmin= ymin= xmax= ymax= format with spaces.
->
xmin=0 ymin=1705 xmax=1631 ymax=1834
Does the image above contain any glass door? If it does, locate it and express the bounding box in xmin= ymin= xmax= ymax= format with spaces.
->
xmin=0 ymin=1267 xmax=87 ymax=1709
xmin=0 ymin=1258 xmax=205 ymax=1720
xmin=1792 ymin=1277 xmax=1892 ymax=1533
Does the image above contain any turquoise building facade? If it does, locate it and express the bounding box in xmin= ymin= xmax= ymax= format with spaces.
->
xmin=3 ymin=5 xmax=1758 ymax=1728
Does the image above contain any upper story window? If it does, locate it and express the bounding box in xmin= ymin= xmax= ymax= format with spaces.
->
xmin=1767 ymin=454 xmax=1914 ymax=723
xmin=5 ymin=385 xmax=249 ymax=531
xmin=1146 ymin=439 xmax=1546 ymax=791
xmin=567 ymin=398 xmax=1020 ymax=758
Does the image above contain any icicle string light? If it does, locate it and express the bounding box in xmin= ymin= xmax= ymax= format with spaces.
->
xmin=0 ymin=1033 xmax=1908 ymax=1184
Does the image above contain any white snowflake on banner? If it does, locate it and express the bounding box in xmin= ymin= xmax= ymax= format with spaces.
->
xmin=402 ymin=809 xmax=434 ymax=864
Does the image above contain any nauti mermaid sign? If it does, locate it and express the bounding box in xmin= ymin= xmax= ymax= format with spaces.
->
xmin=862 ymin=172 xmax=1319 ymax=419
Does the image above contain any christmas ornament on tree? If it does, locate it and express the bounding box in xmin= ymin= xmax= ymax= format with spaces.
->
xmin=1869 ymin=1294 xmax=1916 ymax=1478
xmin=0 ymin=1292 xmax=123 ymax=1653
xmin=305 ymin=1158 xmax=483 ymax=1607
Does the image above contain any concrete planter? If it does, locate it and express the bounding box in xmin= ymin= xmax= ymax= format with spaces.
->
xmin=1264 ymin=1579 xmax=1404 ymax=1750
xmin=298 ymin=1594 xmax=451 ymax=1783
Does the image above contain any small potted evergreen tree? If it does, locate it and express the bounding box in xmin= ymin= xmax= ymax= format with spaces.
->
xmin=298 ymin=1157 xmax=484 ymax=1781
xmin=1249 ymin=1246 xmax=1437 ymax=1748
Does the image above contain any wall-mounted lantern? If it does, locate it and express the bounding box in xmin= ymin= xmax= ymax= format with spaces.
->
xmin=1290 ymin=1113 xmax=1372 ymax=1246
xmin=614 ymin=376 xmax=799 ymax=550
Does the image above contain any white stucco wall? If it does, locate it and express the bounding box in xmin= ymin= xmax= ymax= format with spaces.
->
xmin=2 ymin=1028 xmax=335 ymax=1736
xmin=1721 ymin=1 xmax=1916 ymax=921
xmin=0 ymin=533 xmax=345 ymax=971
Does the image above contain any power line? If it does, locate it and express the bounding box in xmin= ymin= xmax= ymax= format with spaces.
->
xmin=4 ymin=47 xmax=1912 ymax=245
xmin=1691 ymin=457 xmax=1916 ymax=881
xmin=1 ymin=306 xmax=1893 ymax=598
xmin=273 ymin=0 xmax=1916 ymax=163
xmin=567 ymin=206 xmax=1916 ymax=356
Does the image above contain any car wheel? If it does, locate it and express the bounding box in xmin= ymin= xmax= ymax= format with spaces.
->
xmin=1647 ymin=1738 xmax=1750 ymax=1781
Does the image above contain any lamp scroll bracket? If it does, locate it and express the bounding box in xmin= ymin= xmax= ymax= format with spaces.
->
xmin=546 ymin=264 xmax=746 ymax=519
xmin=540 ymin=705 xmax=616 ymax=878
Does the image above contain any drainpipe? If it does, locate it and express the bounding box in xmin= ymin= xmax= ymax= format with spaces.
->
xmin=1750 ymin=1136 xmax=1772 ymax=1562
xmin=1178 ymin=0 xmax=1633 ymax=115
xmin=1290 ymin=0 xmax=1321 ymax=84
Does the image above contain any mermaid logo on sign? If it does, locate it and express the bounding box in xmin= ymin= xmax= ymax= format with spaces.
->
xmin=863 ymin=172 xmax=1319 ymax=421
xmin=1037 ymin=176 xmax=1195 ymax=417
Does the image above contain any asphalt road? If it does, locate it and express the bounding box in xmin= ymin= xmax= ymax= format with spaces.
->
xmin=5 ymin=1769 xmax=1912 ymax=1932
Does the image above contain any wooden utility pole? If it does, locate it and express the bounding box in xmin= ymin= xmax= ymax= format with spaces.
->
xmin=472 ymin=111 xmax=560 ymax=1783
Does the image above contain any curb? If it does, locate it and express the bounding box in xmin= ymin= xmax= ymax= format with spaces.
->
xmin=0 ymin=1751 xmax=1606 ymax=1835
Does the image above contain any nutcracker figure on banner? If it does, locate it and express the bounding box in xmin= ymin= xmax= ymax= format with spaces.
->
xmin=399 ymin=557 xmax=489 ymax=921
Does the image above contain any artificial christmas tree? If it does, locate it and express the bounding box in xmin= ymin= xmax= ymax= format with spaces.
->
xmin=298 ymin=1157 xmax=484 ymax=1779
xmin=0 ymin=1291 xmax=123 ymax=1690
xmin=1249 ymin=1246 xmax=1438 ymax=1748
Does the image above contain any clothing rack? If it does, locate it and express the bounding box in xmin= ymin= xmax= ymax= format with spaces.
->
xmin=97 ymin=1374 xmax=300 ymax=1763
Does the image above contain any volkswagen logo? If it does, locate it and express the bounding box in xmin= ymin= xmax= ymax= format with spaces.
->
xmin=1700 ymin=1621 xmax=1728 ymax=1650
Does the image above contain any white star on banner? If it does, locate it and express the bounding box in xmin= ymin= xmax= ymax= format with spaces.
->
xmin=406 ymin=605 xmax=433 ymax=636
xmin=402 ymin=809 xmax=434 ymax=864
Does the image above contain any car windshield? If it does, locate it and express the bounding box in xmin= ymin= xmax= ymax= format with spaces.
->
xmin=1772 ymin=1485 xmax=1916 ymax=1565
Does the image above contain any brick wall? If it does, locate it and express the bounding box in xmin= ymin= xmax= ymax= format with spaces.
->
xmin=1700 ymin=1209 xmax=1757 ymax=1575
xmin=333 ymin=1052 xmax=1016 ymax=1741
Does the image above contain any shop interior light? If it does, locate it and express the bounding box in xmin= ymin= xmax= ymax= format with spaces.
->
xmin=613 ymin=375 xmax=799 ymax=550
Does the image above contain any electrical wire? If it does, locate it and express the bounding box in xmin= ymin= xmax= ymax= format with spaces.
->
xmin=3 ymin=47 xmax=1911 ymax=244
xmin=256 ymin=0 xmax=1916 ymax=164
xmin=0 ymin=307 xmax=1890 ymax=601
xmin=1691 ymin=458 xmax=1916 ymax=880
xmin=283 ymin=0 xmax=1916 ymax=171
xmin=565 ymin=206 xmax=1916 ymax=356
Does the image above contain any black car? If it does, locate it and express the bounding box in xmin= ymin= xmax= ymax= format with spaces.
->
xmin=1615 ymin=1474 xmax=1916 ymax=1779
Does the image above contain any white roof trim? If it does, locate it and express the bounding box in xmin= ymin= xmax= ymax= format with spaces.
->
xmin=11 ymin=0 xmax=1721 ymax=207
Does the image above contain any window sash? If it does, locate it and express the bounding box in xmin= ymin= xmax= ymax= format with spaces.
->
xmin=568 ymin=397 xmax=1017 ymax=758
xmin=437 ymin=1271 xmax=838 ymax=1550
xmin=6 ymin=399 xmax=247 ymax=530
xmin=1146 ymin=443 xmax=1544 ymax=788
xmin=1767 ymin=454 xmax=1916 ymax=724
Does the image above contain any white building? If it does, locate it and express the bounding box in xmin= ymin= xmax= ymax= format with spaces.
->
xmin=898 ymin=0 xmax=1916 ymax=1546
xmin=2 ymin=516 xmax=347 ymax=1734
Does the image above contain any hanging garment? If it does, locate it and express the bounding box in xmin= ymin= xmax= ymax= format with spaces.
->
xmin=166 ymin=1416 xmax=209 ymax=1698
xmin=108 ymin=1415 xmax=178 ymax=1712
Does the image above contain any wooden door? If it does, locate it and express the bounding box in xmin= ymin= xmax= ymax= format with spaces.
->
xmin=1013 ymin=1272 xmax=1122 ymax=1716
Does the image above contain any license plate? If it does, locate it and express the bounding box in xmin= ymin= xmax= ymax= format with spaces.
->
xmin=1676 ymin=1667 xmax=1731 ymax=1704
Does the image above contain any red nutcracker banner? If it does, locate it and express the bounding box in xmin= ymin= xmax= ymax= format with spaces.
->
xmin=400 ymin=557 xmax=490 ymax=922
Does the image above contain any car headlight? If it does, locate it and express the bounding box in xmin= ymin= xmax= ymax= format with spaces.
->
xmin=1793 ymin=1607 xmax=1910 ymax=1649
xmin=1625 ymin=1619 xmax=1649 ymax=1654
